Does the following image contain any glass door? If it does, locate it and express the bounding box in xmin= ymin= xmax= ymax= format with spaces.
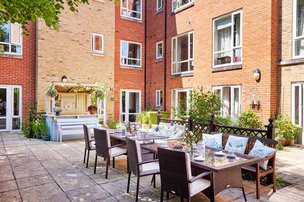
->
xmin=120 ymin=90 xmax=141 ymax=123
xmin=0 ymin=87 xmax=7 ymax=130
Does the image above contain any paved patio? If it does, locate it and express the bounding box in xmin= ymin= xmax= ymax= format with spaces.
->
xmin=0 ymin=132 xmax=303 ymax=202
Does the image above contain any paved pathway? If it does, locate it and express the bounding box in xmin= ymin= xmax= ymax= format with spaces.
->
xmin=0 ymin=131 xmax=302 ymax=202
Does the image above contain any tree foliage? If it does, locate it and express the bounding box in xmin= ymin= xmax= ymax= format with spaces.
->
xmin=0 ymin=0 xmax=118 ymax=32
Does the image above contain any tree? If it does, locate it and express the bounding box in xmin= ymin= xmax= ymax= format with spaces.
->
xmin=0 ymin=0 xmax=118 ymax=33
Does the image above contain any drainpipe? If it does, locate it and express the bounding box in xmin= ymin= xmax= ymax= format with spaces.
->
xmin=163 ymin=0 xmax=167 ymax=111
xmin=144 ymin=0 xmax=147 ymax=109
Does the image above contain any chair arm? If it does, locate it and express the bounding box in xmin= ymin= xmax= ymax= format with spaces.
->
xmin=109 ymin=143 xmax=126 ymax=149
xmin=189 ymin=171 xmax=212 ymax=183
xmin=137 ymin=159 xmax=159 ymax=166
xmin=261 ymin=152 xmax=276 ymax=162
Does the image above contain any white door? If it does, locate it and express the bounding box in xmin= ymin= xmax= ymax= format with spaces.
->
xmin=0 ymin=86 xmax=22 ymax=131
xmin=120 ymin=90 xmax=141 ymax=123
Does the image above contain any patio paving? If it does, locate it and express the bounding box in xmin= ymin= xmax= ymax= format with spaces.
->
xmin=0 ymin=131 xmax=303 ymax=202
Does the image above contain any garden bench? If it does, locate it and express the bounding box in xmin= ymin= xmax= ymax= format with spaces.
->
xmin=57 ymin=117 xmax=99 ymax=142
xmin=221 ymin=133 xmax=278 ymax=199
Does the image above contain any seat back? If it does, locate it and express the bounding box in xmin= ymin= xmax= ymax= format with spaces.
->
xmin=158 ymin=148 xmax=191 ymax=198
xmin=83 ymin=125 xmax=90 ymax=149
xmin=94 ymin=128 xmax=110 ymax=158
xmin=126 ymin=137 xmax=142 ymax=176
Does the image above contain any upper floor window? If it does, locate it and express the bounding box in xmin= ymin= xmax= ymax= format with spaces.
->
xmin=121 ymin=0 xmax=142 ymax=21
xmin=213 ymin=11 xmax=242 ymax=68
xmin=172 ymin=0 xmax=194 ymax=12
xmin=120 ymin=40 xmax=142 ymax=68
xmin=156 ymin=41 xmax=163 ymax=60
xmin=171 ymin=31 xmax=194 ymax=75
xmin=294 ymin=0 xmax=304 ymax=57
xmin=92 ymin=33 xmax=104 ymax=55
xmin=0 ymin=23 xmax=22 ymax=55
xmin=157 ymin=0 xmax=163 ymax=11
xmin=213 ymin=85 xmax=241 ymax=118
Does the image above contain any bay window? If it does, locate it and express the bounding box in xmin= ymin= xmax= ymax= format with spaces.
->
xmin=120 ymin=40 xmax=142 ymax=68
xmin=0 ymin=23 xmax=22 ymax=55
xmin=213 ymin=85 xmax=241 ymax=118
xmin=294 ymin=0 xmax=304 ymax=57
xmin=213 ymin=11 xmax=242 ymax=67
xmin=172 ymin=0 xmax=194 ymax=12
xmin=171 ymin=32 xmax=194 ymax=75
xmin=121 ymin=0 xmax=142 ymax=20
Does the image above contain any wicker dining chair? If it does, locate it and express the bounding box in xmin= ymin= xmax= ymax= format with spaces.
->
xmin=126 ymin=137 xmax=160 ymax=202
xmin=158 ymin=147 xmax=212 ymax=202
xmin=83 ymin=125 xmax=96 ymax=168
xmin=93 ymin=128 xmax=127 ymax=179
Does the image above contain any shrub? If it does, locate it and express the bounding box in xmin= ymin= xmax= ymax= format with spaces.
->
xmin=21 ymin=106 xmax=38 ymax=138
xmin=187 ymin=90 xmax=221 ymax=122
xmin=236 ymin=111 xmax=263 ymax=129
xmin=148 ymin=111 xmax=170 ymax=125
xmin=216 ymin=116 xmax=233 ymax=126
xmin=136 ymin=111 xmax=151 ymax=125
xmin=107 ymin=120 xmax=119 ymax=129
xmin=33 ymin=116 xmax=49 ymax=138
xmin=275 ymin=116 xmax=298 ymax=145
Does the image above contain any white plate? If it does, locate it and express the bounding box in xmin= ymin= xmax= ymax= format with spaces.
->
xmin=214 ymin=151 xmax=225 ymax=156
xmin=194 ymin=156 xmax=205 ymax=162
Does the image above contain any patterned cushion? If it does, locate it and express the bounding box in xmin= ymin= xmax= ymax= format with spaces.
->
xmin=169 ymin=124 xmax=185 ymax=139
xmin=224 ymin=135 xmax=249 ymax=154
xmin=248 ymin=140 xmax=277 ymax=170
xmin=202 ymin=133 xmax=222 ymax=149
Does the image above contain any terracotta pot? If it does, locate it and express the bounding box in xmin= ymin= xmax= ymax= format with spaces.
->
xmin=89 ymin=110 xmax=95 ymax=115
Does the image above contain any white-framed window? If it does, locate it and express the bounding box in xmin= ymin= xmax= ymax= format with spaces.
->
xmin=156 ymin=41 xmax=163 ymax=60
xmin=213 ymin=10 xmax=242 ymax=68
xmin=293 ymin=0 xmax=304 ymax=58
xmin=292 ymin=83 xmax=303 ymax=126
xmin=120 ymin=89 xmax=141 ymax=123
xmin=157 ymin=0 xmax=163 ymax=11
xmin=171 ymin=31 xmax=194 ymax=75
xmin=172 ymin=88 xmax=192 ymax=115
xmin=121 ymin=0 xmax=142 ymax=21
xmin=92 ymin=33 xmax=104 ymax=55
xmin=172 ymin=0 xmax=194 ymax=12
xmin=0 ymin=23 xmax=22 ymax=55
xmin=213 ymin=85 xmax=241 ymax=118
xmin=156 ymin=90 xmax=162 ymax=108
xmin=120 ymin=40 xmax=142 ymax=68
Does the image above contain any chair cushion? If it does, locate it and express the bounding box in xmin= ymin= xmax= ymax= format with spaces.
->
xmin=110 ymin=147 xmax=127 ymax=157
xmin=224 ymin=135 xmax=249 ymax=154
xmin=248 ymin=140 xmax=276 ymax=170
xmin=189 ymin=178 xmax=211 ymax=197
xmin=141 ymin=161 xmax=160 ymax=175
xmin=89 ymin=141 xmax=96 ymax=149
xmin=169 ymin=124 xmax=185 ymax=139
xmin=203 ymin=133 xmax=222 ymax=149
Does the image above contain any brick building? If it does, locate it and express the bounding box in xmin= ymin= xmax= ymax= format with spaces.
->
xmin=280 ymin=0 xmax=304 ymax=144
xmin=0 ymin=23 xmax=36 ymax=131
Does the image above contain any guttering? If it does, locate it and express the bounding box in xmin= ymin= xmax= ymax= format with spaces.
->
xmin=144 ymin=0 xmax=147 ymax=109
xmin=163 ymin=0 xmax=167 ymax=111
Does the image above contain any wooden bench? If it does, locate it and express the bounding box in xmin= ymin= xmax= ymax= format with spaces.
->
xmin=57 ymin=118 xmax=99 ymax=142
xmin=221 ymin=133 xmax=278 ymax=199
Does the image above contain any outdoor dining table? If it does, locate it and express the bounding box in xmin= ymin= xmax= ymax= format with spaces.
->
xmin=109 ymin=131 xmax=168 ymax=142
xmin=141 ymin=140 xmax=260 ymax=202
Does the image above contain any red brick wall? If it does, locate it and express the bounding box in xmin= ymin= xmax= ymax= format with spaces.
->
xmin=146 ymin=0 xmax=279 ymax=123
xmin=114 ymin=1 xmax=146 ymax=120
xmin=0 ymin=23 xmax=36 ymax=119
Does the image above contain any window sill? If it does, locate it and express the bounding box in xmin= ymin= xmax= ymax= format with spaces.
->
xmin=120 ymin=65 xmax=142 ymax=70
xmin=280 ymin=58 xmax=304 ymax=66
xmin=120 ymin=16 xmax=143 ymax=23
xmin=155 ymin=58 xmax=163 ymax=62
xmin=172 ymin=2 xmax=194 ymax=14
xmin=171 ymin=72 xmax=194 ymax=78
xmin=156 ymin=9 xmax=163 ymax=15
xmin=91 ymin=52 xmax=104 ymax=57
xmin=0 ymin=53 xmax=22 ymax=59
xmin=212 ymin=64 xmax=242 ymax=72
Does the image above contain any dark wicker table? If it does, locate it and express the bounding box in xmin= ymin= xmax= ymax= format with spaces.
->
xmin=141 ymin=141 xmax=260 ymax=201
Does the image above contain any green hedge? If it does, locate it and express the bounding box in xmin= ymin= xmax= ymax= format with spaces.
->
xmin=148 ymin=111 xmax=170 ymax=125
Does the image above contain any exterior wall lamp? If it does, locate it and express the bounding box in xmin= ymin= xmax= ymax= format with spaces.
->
xmin=61 ymin=75 xmax=68 ymax=83
xmin=253 ymin=69 xmax=261 ymax=82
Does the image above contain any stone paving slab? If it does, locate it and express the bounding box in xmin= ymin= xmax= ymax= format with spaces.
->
xmin=0 ymin=132 xmax=303 ymax=202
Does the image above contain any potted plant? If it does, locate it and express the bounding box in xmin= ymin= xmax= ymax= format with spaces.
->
xmin=46 ymin=82 xmax=58 ymax=97
xmin=107 ymin=120 xmax=119 ymax=133
xmin=275 ymin=116 xmax=298 ymax=146
xmin=54 ymin=108 xmax=62 ymax=116
xmin=91 ymin=83 xmax=108 ymax=100
xmin=136 ymin=111 xmax=151 ymax=129
xmin=88 ymin=105 xmax=97 ymax=115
